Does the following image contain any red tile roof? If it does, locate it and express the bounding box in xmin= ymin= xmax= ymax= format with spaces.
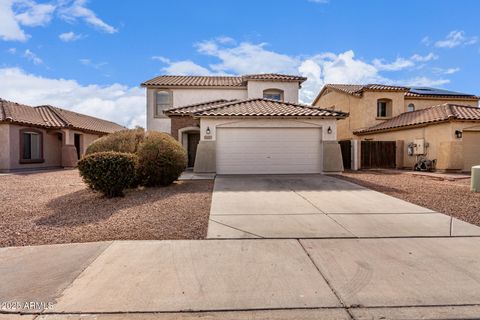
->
xmin=354 ymin=104 xmax=480 ymax=134
xmin=314 ymin=84 xmax=479 ymax=104
xmin=192 ymin=98 xmax=348 ymax=118
xmin=243 ymin=73 xmax=307 ymax=82
xmin=0 ymin=99 xmax=125 ymax=134
xmin=141 ymin=73 xmax=306 ymax=87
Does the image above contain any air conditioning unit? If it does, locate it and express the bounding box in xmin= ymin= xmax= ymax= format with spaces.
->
xmin=413 ymin=138 xmax=425 ymax=155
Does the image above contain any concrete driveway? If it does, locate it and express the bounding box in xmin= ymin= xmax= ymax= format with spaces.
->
xmin=207 ymin=174 xmax=480 ymax=238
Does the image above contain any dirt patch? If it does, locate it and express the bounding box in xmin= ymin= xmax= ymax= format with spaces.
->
xmin=337 ymin=170 xmax=480 ymax=226
xmin=0 ymin=170 xmax=213 ymax=247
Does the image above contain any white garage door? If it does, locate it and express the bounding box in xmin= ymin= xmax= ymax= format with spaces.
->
xmin=216 ymin=127 xmax=322 ymax=174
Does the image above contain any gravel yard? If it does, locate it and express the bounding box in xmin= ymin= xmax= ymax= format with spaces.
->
xmin=337 ymin=170 xmax=480 ymax=226
xmin=0 ymin=170 xmax=213 ymax=247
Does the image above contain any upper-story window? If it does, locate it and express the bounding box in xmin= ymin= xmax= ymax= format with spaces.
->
xmin=377 ymin=99 xmax=392 ymax=118
xmin=20 ymin=129 xmax=43 ymax=163
xmin=407 ymin=103 xmax=415 ymax=112
xmin=263 ymin=89 xmax=284 ymax=101
xmin=155 ymin=90 xmax=172 ymax=118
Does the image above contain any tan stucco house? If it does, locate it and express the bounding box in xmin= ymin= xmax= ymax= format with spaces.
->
xmin=141 ymin=74 xmax=348 ymax=174
xmin=313 ymin=84 xmax=480 ymax=172
xmin=0 ymin=99 xmax=125 ymax=172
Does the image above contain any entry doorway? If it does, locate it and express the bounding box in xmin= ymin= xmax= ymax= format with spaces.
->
xmin=74 ymin=133 xmax=81 ymax=160
xmin=187 ymin=132 xmax=200 ymax=168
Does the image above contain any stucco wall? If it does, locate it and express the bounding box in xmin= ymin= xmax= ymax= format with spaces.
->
xmin=358 ymin=121 xmax=480 ymax=170
xmin=404 ymin=98 xmax=479 ymax=111
xmin=146 ymin=87 xmax=247 ymax=133
xmin=0 ymin=124 xmax=10 ymax=171
xmin=247 ymin=81 xmax=299 ymax=103
xmin=0 ymin=124 xmax=102 ymax=171
xmin=315 ymin=89 xmax=480 ymax=141
xmin=194 ymin=118 xmax=340 ymax=173
xmin=199 ymin=118 xmax=338 ymax=142
xmin=6 ymin=124 xmax=62 ymax=171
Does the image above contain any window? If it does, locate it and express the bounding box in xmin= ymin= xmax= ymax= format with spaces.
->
xmin=155 ymin=90 xmax=172 ymax=118
xmin=263 ymin=89 xmax=284 ymax=101
xmin=377 ymin=99 xmax=392 ymax=118
xmin=20 ymin=129 xmax=43 ymax=163
xmin=407 ymin=103 xmax=415 ymax=112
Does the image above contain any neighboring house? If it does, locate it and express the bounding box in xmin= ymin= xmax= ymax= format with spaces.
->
xmin=141 ymin=74 xmax=348 ymax=174
xmin=313 ymin=84 xmax=480 ymax=172
xmin=0 ymin=99 xmax=125 ymax=172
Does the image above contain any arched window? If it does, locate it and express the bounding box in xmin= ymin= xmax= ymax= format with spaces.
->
xmin=155 ymin=90 xmax=173 ymax=118
xmin=407 ymin=103 xmax=415 ymax=112
xmin=377 ymin=98 xmax=392 ymax=118
xmin=263 ymin=89 xmax=284 ymax=101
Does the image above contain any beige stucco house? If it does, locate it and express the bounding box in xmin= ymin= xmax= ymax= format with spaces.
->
xmin=0 ymin=99 xmax=125 ymax=172
xmin=313 ymin=84 xmax=480 ymax=172
xmin=141 ymin=74 xmax=348 ymax=174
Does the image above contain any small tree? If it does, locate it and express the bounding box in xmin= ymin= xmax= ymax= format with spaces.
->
xmin=85 ymin=128 xmax=145 ymax=155
xmin=136 ymin=131 xmax=187 ymax=187
xmin=78 ymin=151 xmax=138 ymax=198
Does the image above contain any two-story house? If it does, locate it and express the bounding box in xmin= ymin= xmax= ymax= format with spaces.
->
xmin=140 ymin=74 xmax=348 ymax=174
xmin=313 ymin=84 xmax=480 ymax=172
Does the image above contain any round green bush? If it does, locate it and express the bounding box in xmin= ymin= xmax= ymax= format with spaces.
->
xmin=136 ymin=131 xmax=187 ymax=187
xmin=85 ymin=128 xmax=145 ymax=155
xmin=78 ymin=151 xmax=138 ymax=198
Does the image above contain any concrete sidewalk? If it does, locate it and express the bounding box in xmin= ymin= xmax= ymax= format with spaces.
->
xmin=1 ymin=238 xmax=480 ymax=319
xmin=207 ymin=175 xmax=480 ymax=239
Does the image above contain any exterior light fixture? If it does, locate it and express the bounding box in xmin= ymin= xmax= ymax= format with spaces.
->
xmin=455 ymin=130 xmax=462 ymax=139
xmin=206 ymin=127 xmax=211 ymax=135
xmin=327 ymin=126 xmax=332 ymax=134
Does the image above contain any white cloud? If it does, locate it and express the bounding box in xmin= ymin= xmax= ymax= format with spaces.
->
xmin=411 ymin=53 xmax=438 ymax=62
xmin=58 ymin=31 xmax=82 ymax=42
xmin=434 ymin=30 xmax=478 ymax=48
xmin=196 ymin=40 xmax=299 ymax=74
xmin=58 ymin=0 xmax=117 ymax=34
xmin=372 ymin=53 xmax=438 ymax=71
xmin=7 ymin=47 xmax=17 ymax=54
xmin=0 ymin=0 xmax=29 ymax=41
xmin=0 ymin=67 xmax=144 ymax=128
xmin=433 ymin=67 xmax=460 ymax=75
xmin=1 ymin=0 xmax=116 ymax=42
xmin=23 ymin=49 xmax=43 ymax=65
xmin=14 ymin=1 xmax=55 ymax=26
xmin=396 ymin=76 xmax=450 ymax=87
xmin=154 ymin=38 xmax=451 ymax=103
xmin=373 ymin=57 xmax=415 ymax=71
xmin=308 ymin=0 xmax=329 ymax=3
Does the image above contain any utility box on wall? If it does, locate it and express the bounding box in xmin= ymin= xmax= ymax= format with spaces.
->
xmin=413 ymin=138 xmax=425 ymax=155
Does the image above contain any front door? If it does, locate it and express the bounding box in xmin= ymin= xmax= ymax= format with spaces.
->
xmin=187 ymin=132 xmax=200 ymax=168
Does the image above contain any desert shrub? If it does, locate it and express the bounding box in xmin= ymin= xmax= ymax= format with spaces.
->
xmin=78 ymin=151 xmax=138 ymax=198
xmin=136 ymin=131 xmax=187 ymax=187
xmin=85 ymin=128 xmax=145 ymax=155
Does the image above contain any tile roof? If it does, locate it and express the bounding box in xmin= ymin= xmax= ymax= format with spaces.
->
xmin=164 ymin=99 xmax=233 ymax=115
xmin=243 ymin=73 xmax=307 ymax=82
xmin=354 ymin=104 xmax=480 ymax=134
xmin=141 ymin=73 xmax=306 ymax=87
xmin=0 ymin=99 xmax=125 ymax=134
xmin=192 ymin=98 xmax=348 ymax=118
xmin=315 ymin=84 xmax=479 ymax=103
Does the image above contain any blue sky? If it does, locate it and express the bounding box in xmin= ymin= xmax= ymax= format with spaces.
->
xmin=1 ymin=0 xmax=479 ymax=127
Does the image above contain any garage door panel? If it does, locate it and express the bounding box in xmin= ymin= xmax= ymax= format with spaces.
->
xmin=216 ymin=127 xmax=322 ymax=174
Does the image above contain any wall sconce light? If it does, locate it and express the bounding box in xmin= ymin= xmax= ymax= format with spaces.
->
xmin=206 ymin=126 xmax=211 ymax=135
xmin=455 ymin=130 xmax=462 ymax=139
xmin=327 ymin=126 xmax=332 ymax=134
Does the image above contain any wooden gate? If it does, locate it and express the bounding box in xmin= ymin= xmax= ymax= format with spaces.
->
xmin=361 ymin=141 xmax=396 ymax=169
xmin=339 ymin=140 xmax=351 ymax=170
